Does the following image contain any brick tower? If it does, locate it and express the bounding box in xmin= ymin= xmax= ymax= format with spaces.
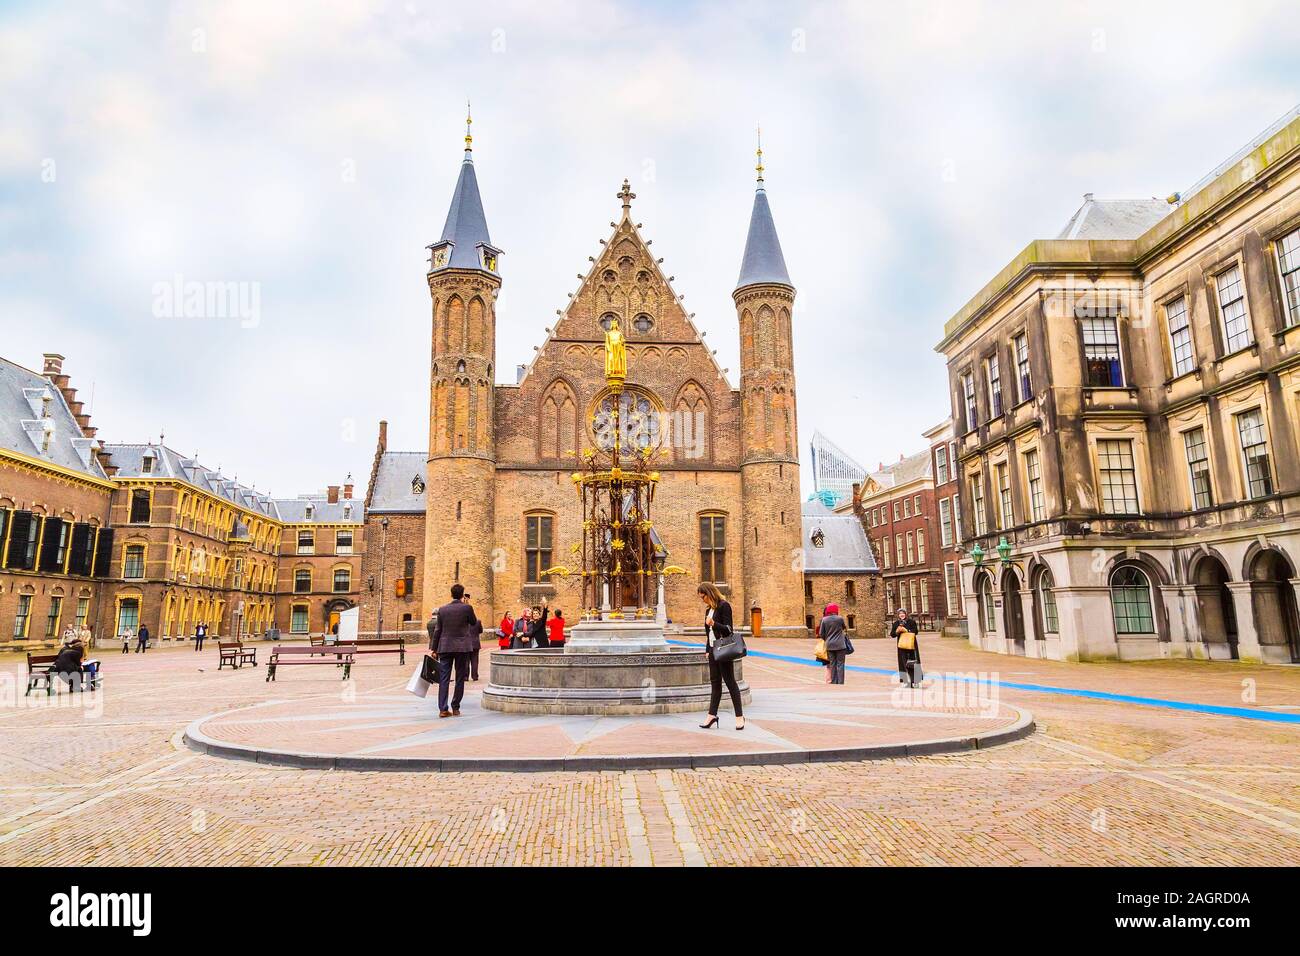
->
xmin=423 ymin=109 xmax=503 ymax=619
xmin=734 ymin=140 xmax=804 ymax=631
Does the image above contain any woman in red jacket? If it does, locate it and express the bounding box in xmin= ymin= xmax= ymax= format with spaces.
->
xmin=498 ymin=612 xmax=514 ymax=650
xmin=547 ymin=609 xmax=566 ymax=648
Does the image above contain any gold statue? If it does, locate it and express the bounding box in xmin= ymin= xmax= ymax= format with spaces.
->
xmin=604 ymin=317 xmax=627 ymax=382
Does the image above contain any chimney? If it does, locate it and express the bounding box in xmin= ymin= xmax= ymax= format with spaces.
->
xmin=378 ymin=420 xmax=388 ymax=453
xmin=343 ymin=475 xmax=354 ymax=499
xmin=327 ymin=485 xmax=340 ymax=504
xmin=42 ymin=353 xmax=64 ymax=377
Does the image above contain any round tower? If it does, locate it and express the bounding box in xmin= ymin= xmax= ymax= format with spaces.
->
xmin=424 ymin=109 xmax=503 ymax=619
xmin=734 ymin=138 xmax=805 ymax=632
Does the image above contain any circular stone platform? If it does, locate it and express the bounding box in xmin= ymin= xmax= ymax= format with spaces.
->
xmin=183 ymin=681 xmax=1034 ymax=772
xmin=481 ymin=647 xmax=750 ymax=715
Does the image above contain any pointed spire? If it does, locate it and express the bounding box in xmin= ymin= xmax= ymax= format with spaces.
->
xmin=735 ymin=130 xmax=791 ymax=290
xmin=430 ymin=106 xmax=500 ymax=275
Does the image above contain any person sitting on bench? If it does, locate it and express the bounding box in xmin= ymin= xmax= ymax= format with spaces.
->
xmin=52 ymin=639 xmax=87 ymax=691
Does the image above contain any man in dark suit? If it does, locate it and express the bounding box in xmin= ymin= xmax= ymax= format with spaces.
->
xmin=463 ymin=592 xmax=483 ymax=681
xmin=428 ymin=584 xmax=479 ymax=717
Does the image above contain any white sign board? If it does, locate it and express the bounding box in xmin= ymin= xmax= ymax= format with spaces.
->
xmin=336 ymin=607 xmax=360 ymax=643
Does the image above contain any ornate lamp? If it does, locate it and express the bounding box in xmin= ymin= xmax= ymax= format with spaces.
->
xmin=970 ymin=541 xmax=985 ymax=567
xmin=996 ymin=535 xmax=1012 ymax=566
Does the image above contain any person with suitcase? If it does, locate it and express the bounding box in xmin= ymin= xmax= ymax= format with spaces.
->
xmin=889 ymin=607 xmax=922 ymax=687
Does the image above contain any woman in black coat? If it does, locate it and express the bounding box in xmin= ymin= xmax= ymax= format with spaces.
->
xmin=697 ymin=582 xmax=744 ymax=730
xmin=889 ymin=607 xmax=922 ymax=687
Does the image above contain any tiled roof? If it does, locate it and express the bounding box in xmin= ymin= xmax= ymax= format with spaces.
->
xmin=273 ymin=496 xmax=363 ymax=524
xmin=369 ymin=451 xmax=428 ymax=513
xmin=862 ymin=449 xmax=932 ymax=492
xmin=430 ymin=151 xmax=497 ymax=273
xmin=104 ymin=443 xmax=278 ymax=516
xmin=802 ymin=502 xmax=878 ymax=573
xmin=0 ymin=357 xmax=106 ymax=480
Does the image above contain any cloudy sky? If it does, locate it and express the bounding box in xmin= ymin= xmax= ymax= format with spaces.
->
xmin=2 ymin=0 xmax=1298 ymax=497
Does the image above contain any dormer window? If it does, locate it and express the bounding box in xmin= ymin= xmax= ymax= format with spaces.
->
xmin=141 ymin=454 xmax=154 ymax=475
xmin=811 ymin=529 xmax=825 ymax=549
xmin=343 ymin=504 xmax=352 ymax=519
xmin=412 ymin=475 xmax=426 ymax=495
xmin=481 ymin=250 xmax=498 ymax=272
xmin=304 ymin=504 xmax=314 ymax=520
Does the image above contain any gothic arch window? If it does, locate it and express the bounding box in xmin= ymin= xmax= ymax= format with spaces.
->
xmin=976 ymin=572 xmax=997 ymax=634
xmin=632 ymin=312 xmax=654 ymax=334
xmin=468 ymin=296 xmax=487 ymax=352
xmin=539 ymin=379 xmax=579 ymax=461
xmin=456 ymin=359 xmax=466 ymax=374
xmin=603 ymin=270 xmax=617 ymax=283
xmin=756 ymin=304 xmax=776 ymax=365
xmin=446 ymin=296 xmax=466 ymax=352
xmin=673 ymin=380 xmax=710 ymax=463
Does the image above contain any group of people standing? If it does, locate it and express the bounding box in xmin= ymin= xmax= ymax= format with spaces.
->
xmin=496 ymin=604 xmax=566 ymax=650
xmin=115 ymin=621 xmax=209 ymax=654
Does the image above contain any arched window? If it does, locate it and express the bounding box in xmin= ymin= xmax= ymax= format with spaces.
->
xmin=525 ymin=513 xmax=554 ymax=584
xmin=332 ymin=567 xmax=352 ymax=593
xmin=1036 ymin=569 xmax=1059 ymax=634
xmin=1110 ymin=566 xmax=1155 ymax=634
xmin=979 ymin=575 xmax=997 ymax=633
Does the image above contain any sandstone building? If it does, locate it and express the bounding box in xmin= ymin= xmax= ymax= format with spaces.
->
xmin=936 ymin=107 xmax=1300 ymax=664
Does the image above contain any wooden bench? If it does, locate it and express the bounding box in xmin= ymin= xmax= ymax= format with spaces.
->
xmin=27 ymin=653 xmax=102 ymax=695
xmin=266 ymin=645 xmax=353 ymax=682
xmin=337 ymin=637 xmax=407 ymax=665
xmin=218 ymin=642 xmax=259 ymax=670
xmin=26 ymin=653 xmax=56 ymax=696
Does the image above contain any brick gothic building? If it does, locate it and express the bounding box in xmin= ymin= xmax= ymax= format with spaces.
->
xmin=363 ymin=131 xmax=807 ymax=632
xmin=936 ymin=107 xmax=1300 ymax=665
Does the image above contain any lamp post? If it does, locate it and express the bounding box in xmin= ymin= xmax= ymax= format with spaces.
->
xmin=376 ymin=516 xmax=390 ymax=639
xmin=970 ymin=541 xmax=985 ymax=568
xmin=996 ymin=535 xmax=1012 ymax=566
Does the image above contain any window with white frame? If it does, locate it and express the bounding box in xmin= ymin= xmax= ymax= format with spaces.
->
xmin=987 ymin=354 xmax=1003 ymax=417
xmin=995 ymin=462 xmax=1012 ymax=530
xmin=1025 ymin=449 xmax=1045 ymax=522
xmin=939 ymin=498 xmax=954 ymax=547
xmin=944 ymin=562 xmax=959 ymax=615
xmin=1097 ymin=439 xmax=1140 ymax=514
xmin=970 ymin=476 xmax=987 ymax=536
xmin=290 ymin=604 xmax=309 ymax=634
xmin=336 ymin=529 xmax=354 ymax=554
xmin=962 ymin=372 xmax=978 ymax=431
xmin=1278 ymin=227 xmax=1300 ymax=328
xmin=880 ymin=538 xmax=890 ymax=569
xmin=1236 ymin=408 xmax=1273 ymax=499
xmin=895 ymin=534 xmax=904 ymax=566
xmin=916 ymin=529 xmax=926 ymax=563
xmin=903 ymin=497 xmax=911 ymax=518
xmin=1165 ymin=295 xmax=1195 ymax=377
xmin=1037 ymin=569 xmax=1059 ymax=634
xmin=905 ymin=532 xmax=914 ymax=565
xmin=1082 ymin=317 xmax=1123 ymax=387
xmin=1110 ymin=566 xmax=1155 ymax=634
xmin=1215 ymin=265 xmax=1252 ymax=353
xmin=893 ymin=501 xmax=901 ymax=521
xmin=1013 ymin=332 xmax=1031 ymax=403
xmin=913 ymin=494 xmax=922 ymax=514
xmin=1183 ymin=426 xmax=1213 ymax=510
xmin=980 ymin=576 xmax=996 ymax=632
xmin=953 ymin=495 xmax=962 ymax=541
xmin=935 ymin=444 xmax=950 ymax=484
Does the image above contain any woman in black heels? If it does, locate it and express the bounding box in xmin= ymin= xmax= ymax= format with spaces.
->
xmin=697 ymin=582 xmax=745 ymax=730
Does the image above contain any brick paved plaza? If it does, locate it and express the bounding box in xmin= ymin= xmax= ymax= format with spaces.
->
xmin=1 ymin=635 xmax=1298 ymax=866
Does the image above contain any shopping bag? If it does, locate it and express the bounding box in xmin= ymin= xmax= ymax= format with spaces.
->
xmin=813 ymin=638 xmax=828 ymax=662
xmin=897 ymin=630 xmax=916 ymax=651
xmin=406 ymin=656 xmax=436 ymax=698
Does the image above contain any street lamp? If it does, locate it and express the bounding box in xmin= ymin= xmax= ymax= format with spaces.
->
xmin=996 ymin=535 xmax=1012 ymax=566
xmin=376 ymin=516 xmax=390 ymax=639
xmin=970 ymin=541 xmax=985 ymax=567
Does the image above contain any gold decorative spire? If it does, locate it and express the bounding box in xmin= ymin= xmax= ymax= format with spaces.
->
xmin=755 ymin=125 xmax=765 ymax=185
xmin=464 ymin=100 xmax=473 ymax=153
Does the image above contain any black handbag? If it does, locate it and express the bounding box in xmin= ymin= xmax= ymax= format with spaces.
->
xmin=844 ymin=636 xmax=855 ymax=655
xmin=711 ymin=622 xmax=747 ymax=663
xmin=420 ymin=655 xmax=440 ymax=683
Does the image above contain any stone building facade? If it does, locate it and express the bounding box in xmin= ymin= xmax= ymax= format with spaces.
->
xmin=936 ymin=108 xmax=1300 ymax=664
xmin=379 ymin=131 xmax=809 ymax=633
xmin=925 ymin=417 xmax=967 ymax=637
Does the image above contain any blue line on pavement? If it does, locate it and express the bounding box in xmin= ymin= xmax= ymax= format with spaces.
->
xmin=666 ymin=640 xmax=1300 ymax=725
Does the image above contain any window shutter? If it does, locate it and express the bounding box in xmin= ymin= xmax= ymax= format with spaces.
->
xmin=38 ymin=517 xmax=65 ymax=572
xmin=92 ymin=528 xmax=115 ymax=578
xmin=69 ymin=523 xmax=93 ymax=576
xmin=5 ymin=511 xmax=34 ymax=570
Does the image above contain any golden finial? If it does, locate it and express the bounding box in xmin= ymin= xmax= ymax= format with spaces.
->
xmin=464 ymin=100 xmax=473 ymax=152
xmin=755 ymin=125 xmax=764 ymax=184
xmin=618 ymin=178 xmax=636 ymax=214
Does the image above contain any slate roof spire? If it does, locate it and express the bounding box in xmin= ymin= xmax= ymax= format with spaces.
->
xmin=735 ymin=127 xmax=792 ymax=290
xmin=429 ymin=102 xmax=501 ymax=275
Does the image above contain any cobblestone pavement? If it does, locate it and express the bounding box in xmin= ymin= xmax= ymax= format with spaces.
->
xmin=1 ymin=636 xmax=1298 ymax=866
